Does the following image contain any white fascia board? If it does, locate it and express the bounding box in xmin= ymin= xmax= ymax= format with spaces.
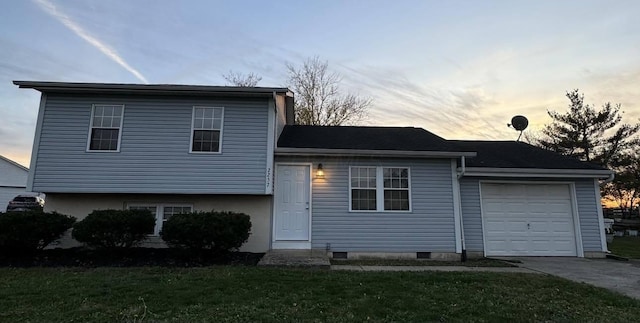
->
xmin=265 ymin=95 xmax=276 ymax=194
xmin=27 ymin=93 xmax=47 ymax=192
xmin=461 ymin=167 xmax=614 ymax=179
xmin=275 ymin=148 xmax=476 ymax=158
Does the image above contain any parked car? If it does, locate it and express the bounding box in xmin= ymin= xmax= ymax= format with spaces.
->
xmin=6 ymin=195 xmax=45 ymax=212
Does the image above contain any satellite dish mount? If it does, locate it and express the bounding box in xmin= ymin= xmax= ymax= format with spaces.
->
xmin=507 ymin=115 xmax=529 ymax=141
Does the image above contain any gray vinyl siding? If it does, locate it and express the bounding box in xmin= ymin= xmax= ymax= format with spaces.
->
xmin=33 ymin=94 xmax=269 ymax=194
xmin=276 ymin=157 xmax=456 ymax=252
xmin=460 ymin=178 xmax=483 ymax=251
xmin=459 ymin=177 xmax=603 ymax=253
xmin=574 ymin=179 xmax=603 ymax=251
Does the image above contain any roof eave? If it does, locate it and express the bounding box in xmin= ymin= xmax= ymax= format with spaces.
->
xmin=13 ymin=81 xmax=292 ymax=97
xmin=275 ymin=147 xmax=476 ymax=158
xmin=460 ymin=167 xmax=613 ymax=179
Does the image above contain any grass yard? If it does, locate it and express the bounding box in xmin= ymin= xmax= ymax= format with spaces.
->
xmin=1 ymin=267 xmax=640 ymax=322
xmin=608 ymin=236 xmax=640 ymax=259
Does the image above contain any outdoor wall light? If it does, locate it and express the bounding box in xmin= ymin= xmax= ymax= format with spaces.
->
xmin=316 ymin=163 xmax=325 ymax=179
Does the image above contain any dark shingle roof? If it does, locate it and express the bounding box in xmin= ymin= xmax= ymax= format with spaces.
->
xmin=278 ymin=125 xmax=608 ymax=171
xmin=451 ymin=140 xmax=607 ymax=170
xmin=13 ymin=81 xmax=291 ymax=96
xmin=277 ymin=125 xmax=468 ymax=152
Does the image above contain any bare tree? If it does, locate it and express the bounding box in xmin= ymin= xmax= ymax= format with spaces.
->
xmin=222 ymin=70 xmax=262 ymax=87
xmin=286 ymin=57 xmax=371 ymax=126
xmin=521 ymin=130 xmax=544 ymax=145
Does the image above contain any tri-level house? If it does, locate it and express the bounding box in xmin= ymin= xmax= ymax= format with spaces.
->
xmin=15 ymin=81 xmax=614 ymax=258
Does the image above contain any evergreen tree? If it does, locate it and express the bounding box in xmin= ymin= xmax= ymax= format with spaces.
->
xmin=538 ymin=89 xmax=639 ymax=167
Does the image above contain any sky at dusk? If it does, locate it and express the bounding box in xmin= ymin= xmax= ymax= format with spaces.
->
xmin=1 ymin=0 xmax=639 ymax=167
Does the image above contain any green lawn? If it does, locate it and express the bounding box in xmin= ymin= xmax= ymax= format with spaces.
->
xmin=1 ymin=267 xmax=639 ymax=322
xmin=608 ymin=236 xmax=640 ymax=259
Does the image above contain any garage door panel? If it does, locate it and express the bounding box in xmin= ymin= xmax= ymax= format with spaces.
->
xmin=481 ymin=183 xmax=577 ymax=257
xmin=485 ymin=219 xmax=507 ymax=233
xmin=531 ymin=240 xmax=552 ymax=252
xmin=510 ymin=240 xmax=529 ymax=251
xmin=540 ymin=184 xmax=570 ymax=196
xmin=551 ymin=221 xmax=573 ymax=234
xmin=505 ymin=202 xmax=525 ymax=213
xmin=483 ymin=184 xmax=527 ymax=198
xmin=507 ymin=221 xmax=527 ymax=233
xmin=529 ymin=222 xmax=550 ymax=233
xmin=486 ymin=240 xmax=508 ymax=253
xmin=483 ymin=200 xmax=505 ymax=212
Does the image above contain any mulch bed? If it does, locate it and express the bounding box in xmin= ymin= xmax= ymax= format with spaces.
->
xmin=0 ymin=248 xmax=264 ymax=267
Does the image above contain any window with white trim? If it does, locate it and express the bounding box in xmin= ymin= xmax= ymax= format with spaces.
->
xmin=191 ymin=107 xmax=223 ymax=152
xmin=383 ymin=168 xmax=410 ymax=211
xmin=350 ymin=166 xmax=411 ymax=212
xmin=350 ymin=167 xmax=377 ymax=211
xmin=128 ymin=204 xmax=193 ymax=235
xmin=88 ymin=104 xmax=124 ymax=151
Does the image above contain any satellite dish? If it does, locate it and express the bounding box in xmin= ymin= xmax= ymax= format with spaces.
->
xmin=510 ymin=115 xmax=528 ymax=131
xmin=507 ymin=115 xmax=529 ymax=141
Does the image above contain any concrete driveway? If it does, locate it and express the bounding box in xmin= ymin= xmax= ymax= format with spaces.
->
xmin=514 ymin=257 xmax=640 ymax=300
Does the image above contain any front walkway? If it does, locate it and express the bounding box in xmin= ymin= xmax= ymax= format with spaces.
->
xmin=513 ymin=257 xmax=640 ymax=300
xmin=331 ymin=265 xmax=536 ymax=273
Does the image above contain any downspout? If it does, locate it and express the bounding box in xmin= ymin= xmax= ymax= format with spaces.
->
xmin=457 ymin=156 xmax=466 ymax=179
xmin=457 ymin=156 xmax=467 ymax=261
xmin=597 ymin=172 xmax=615 ymax=254
xmin=603 ymin=172 xmax=615 ymax=183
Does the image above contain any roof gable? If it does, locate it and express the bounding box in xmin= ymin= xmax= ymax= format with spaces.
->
xmin=0 ymin=155 xmax=28 ymax=172
xmin=0 ymin=155 xmax=28 ymax=187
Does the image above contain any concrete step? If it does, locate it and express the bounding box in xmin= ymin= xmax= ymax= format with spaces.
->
xmin=257 ymin=249 xmax=330 ymax=269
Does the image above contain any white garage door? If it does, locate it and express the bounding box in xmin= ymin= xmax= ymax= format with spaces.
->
xmin=481 ymin=183 xmax=578 ymax=256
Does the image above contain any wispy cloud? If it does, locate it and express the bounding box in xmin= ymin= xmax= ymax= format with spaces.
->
xmin=335 ymin=63 xmax=507 ymax=140
xmin=33 ymin=0 xmax=148 ymax=83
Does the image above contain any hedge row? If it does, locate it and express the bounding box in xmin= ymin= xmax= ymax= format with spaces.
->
xmin=0 ymin=209 xmax=252 ymax=253
xmin=0 ymin=210 xmax=75 ymax=253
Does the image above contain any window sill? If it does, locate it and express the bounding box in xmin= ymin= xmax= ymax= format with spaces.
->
xmin=189 ymin=151 xmax=222 ymax=154
xmin=349 ymin=210 xmax=413 ymax=213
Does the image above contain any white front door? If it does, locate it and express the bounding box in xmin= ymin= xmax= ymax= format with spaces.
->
xmin=273 ymin=165 xmax=311 ymax=247
xmin=481 ymin=183 xmax=578 ymax=257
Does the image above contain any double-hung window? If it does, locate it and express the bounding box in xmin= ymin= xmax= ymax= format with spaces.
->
xmin=350 ymin=167 xmax=377 ymax=211
xmin=191 ymin=107 xmax=223 ymax=153
xmin=350 ymin=166 xmax=411 ymax=212
xmin=88 ymin=104 xmax=124 ymax=151
xmin=128 ymin=204 xmax=193 ymax=235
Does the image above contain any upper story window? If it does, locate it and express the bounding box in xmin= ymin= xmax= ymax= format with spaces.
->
xmin=87 ymin=105 xmax=124 ymax=151
xmin=350 ymin=166 xmax=411 ymax=212
xmin=191 ymin=107 xmax=223 ymax=153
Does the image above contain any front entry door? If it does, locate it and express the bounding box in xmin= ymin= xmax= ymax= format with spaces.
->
xmin=274 ymin=165 xmax=311 ymax=245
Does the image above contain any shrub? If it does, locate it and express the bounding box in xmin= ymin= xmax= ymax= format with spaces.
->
xmin=0 ymin=210 xmax=76 ymax=253
xmin=161 ymin=211 xmax=251 ymax=251
xmin=72 ymin=209 xmax=155 ymax=248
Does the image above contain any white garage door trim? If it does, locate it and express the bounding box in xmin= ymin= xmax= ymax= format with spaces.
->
xmin=479 ymin=181 xmax=584 ymax=257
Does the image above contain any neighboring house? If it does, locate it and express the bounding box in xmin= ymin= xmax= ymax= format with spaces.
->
xmin=15 ymin=81 xmax=614 ymax=258
xmin=0 ymin=155 xmax=28 ymax=211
